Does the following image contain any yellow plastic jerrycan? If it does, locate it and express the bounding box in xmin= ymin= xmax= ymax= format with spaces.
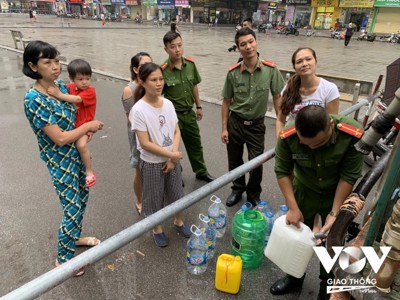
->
xmin=215 ymin=254 xmax=242 ymax=294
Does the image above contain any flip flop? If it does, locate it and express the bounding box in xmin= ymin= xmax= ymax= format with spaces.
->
xmin=55 ymin=260 xmax=87 ymax=277
xmin=135 ymin=204 xmax=142 ymax=216
xmin=85 ymin=172 xmax=97 ymax=187
xmin=74 ymin=266 xmax=87 ymax=277
xmin=76 ymin=237 xmax=101 ymax=247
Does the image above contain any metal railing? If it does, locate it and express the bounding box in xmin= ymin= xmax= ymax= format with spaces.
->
xmin=1 ymin=92 xmax=381 ymax=300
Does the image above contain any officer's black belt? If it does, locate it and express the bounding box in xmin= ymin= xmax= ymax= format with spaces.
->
xmin=176 ymin=108 xmax=192 ymax=115
xmin=231 ymin=111 xmax=264 ymax=126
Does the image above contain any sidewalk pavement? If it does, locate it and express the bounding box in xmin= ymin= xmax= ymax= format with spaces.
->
xmin=1 ymin=14 xmax=399 ymax=110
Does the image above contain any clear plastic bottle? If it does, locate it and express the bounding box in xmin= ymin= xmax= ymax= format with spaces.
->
xmin=208 ymin=195 xmax=227 ymax=238
xmin=274 ymin=204 xmax=289 ymax=222
xmin=255 ymin=200 xmax=267 ymax=212
xmin=264 ymin=208 xmax=275 ymax=245
xmin=199 ymin=213 xmax=217 ymax=259
xmin=186 ymin=225 xmax=208 ymax=275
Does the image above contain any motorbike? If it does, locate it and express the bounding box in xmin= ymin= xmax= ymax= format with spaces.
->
xmin=134 ymin=15 xmax=143 ymax=24
xmin=380 ymin=32 xmax=398 ymax=43
xmin=331 ymin=29 xmax=343 ymax=39
xmin=257 ymin=23 xmax=272 ymax=33
xmin=366 ymin=33 xmax=377 ymax=42
xmin=357 ymin=30 xmax=377 ymax=42
xmin=285 ymin=25 xmax=299 ymax=36
xmin=275 ymin=25 xmax=286 ymax=34
xmin=357 ymin=29 xmax=367 ymax=40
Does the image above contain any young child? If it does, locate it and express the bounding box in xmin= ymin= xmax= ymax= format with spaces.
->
xmin=48 ymin=59 xmax=97 ymax=187
xmin=129 ymin=62 xmax=191 ymax=247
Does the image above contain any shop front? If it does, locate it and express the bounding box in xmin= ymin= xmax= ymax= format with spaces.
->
xmin=371 ymin=0 xmax=400 ymax=33
xmin=33 ymin=0 xmax=56 ymax=13
xmin=125 ymin=0 xmax=139 ymax=18
xmin=339 ymin=0 xmax=373 ymax=31
xmin=282 ymin=0 xmax=312 ymax=27
xmin=68 ymin=0 xmax=83 ymax=15
xmin=1 ymin=0 xmax=9 ymax=12
xmin=142 ymin=0 xmax=156 ymax=20
xmin=311 ymin=0 xmax=339 ymax=29
xmin=157 ymin=0 xmax=175 ymax=21
xmin=110 ymin=0 xmax=125 ymax=15
xmin=175 ymin=0 xmax=190 ymax=22
xmin=258 ymin=1 xmax=286 ymax=24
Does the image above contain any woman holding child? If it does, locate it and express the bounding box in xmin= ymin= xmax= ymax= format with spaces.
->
xmin=22 ymin=40 xmax=103 ymax=275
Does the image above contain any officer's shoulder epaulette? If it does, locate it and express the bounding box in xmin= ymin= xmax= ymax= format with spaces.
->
xmin=184 ymin=56 xmax=195 ymax=63
xmin=161 ymin=63 xmax=168 ymax=70
xmin=337 ymin=122 xmax=364 ymax=138
xmin=279 ymin=125 xmax=297 ymax=140
xmin=228 ymin=63 xmax=241 ymax=71
xmin=262 ymin=59 xmax=277 ymax=68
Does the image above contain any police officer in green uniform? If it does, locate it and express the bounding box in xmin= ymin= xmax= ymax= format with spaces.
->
xmin=271 ymin=105 xmax=364 ymax=300
xmin=221 ymin=27 xmax=285 ymax=207
xmin=162 ymin=31 xmax=215 ymax=182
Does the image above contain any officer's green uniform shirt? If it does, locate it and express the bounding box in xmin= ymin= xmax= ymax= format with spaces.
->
xmin=221 ymin=58 xmax=285 ymax=120
xmin=274 ymin=114 xmax=364 ymax=194
xmin=162 ymin=56 xmax=201 ymax=111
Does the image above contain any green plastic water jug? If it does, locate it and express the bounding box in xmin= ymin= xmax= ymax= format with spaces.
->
xmin=230 ymin=208 xmax=267 ymax=269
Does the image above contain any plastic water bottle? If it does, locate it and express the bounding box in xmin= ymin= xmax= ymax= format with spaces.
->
xmin=255 ymin=200 xmax=268 ymax=212
xmin=231 ymin=205 xmax=267 ymax=269
xmin=199 ymin=213 xmax=217 ymax=259
xmin=208 ymin=195 xmax=227 ymax=238
xmin=274 ymin=204 xmax=288 ymax=222
xmin=186 ymin=225 xmax=208 ymax=275
xmin=264 ymin=208 xmax=275 ymax=245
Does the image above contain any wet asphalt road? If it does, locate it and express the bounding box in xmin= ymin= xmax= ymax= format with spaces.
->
xmin=1 ymin=14 xmax=398 ymax=300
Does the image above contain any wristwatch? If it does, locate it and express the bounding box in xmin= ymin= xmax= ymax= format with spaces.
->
xmin=196 ymin=106 xmax=202 ymax=109
xmin=329 ymin=211 xmax=338 ymax=217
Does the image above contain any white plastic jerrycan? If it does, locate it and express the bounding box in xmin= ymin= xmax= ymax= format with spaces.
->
xmin=264 ymin=215 xmax=316 ymax=278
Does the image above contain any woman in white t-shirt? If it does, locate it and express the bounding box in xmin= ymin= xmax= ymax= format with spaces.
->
xmin=276 ymin=47 xmax=340 ymax=136
xmin=129 ymin=62 xmax=191 ymax=247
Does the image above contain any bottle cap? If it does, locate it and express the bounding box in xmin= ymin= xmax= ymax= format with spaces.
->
xmin=280 ymin=205 xmax=289 ymax=212
xmin=241 ymin=202 xmax=253 ymax=210
xmin=199 ymin=213 xmax=210 ymax=223
xmin=191 ymin=224 xmax=202 ymax=236
xmin=210 ymin=195 xmax=221 ymax=204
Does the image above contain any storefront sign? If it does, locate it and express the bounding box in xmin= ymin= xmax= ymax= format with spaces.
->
xmin=339 ymin=0 xmax=373 ymax=7
xmin=175 ymin=0 xmax=189 ymax=6
xmin=311 ymin=0 xmax=338 ymax=6
xmin=111 ymin=0 xmax=125 ymax=4
xmin=125 ymin=0 xmax=138 ymax=4
xmin=282 ymin=0 xmax=311 ymax=4
xmin=374 ymin=0 xmax=400 ymax=6
xmin=157 ymin=0 xmax=174 ymax=5
xmin=143 ymin=0 xmax=157 ymax=5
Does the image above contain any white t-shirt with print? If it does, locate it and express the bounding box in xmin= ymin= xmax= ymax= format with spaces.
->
xmin=282 ymin=78 xmax=340 ymax=120
xmin=129 ymin=98 xmax=178 ymax=163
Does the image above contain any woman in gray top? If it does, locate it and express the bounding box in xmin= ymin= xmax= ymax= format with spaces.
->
xmin=121 ymin=52 xmax=152 ymax=215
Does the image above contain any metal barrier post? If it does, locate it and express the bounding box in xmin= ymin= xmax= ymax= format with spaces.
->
xmin=352 ymin=83 xmax=361 ymax=120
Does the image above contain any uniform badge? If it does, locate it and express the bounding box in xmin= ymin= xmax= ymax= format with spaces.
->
xmin=279 ymin=125 xmax=297 ymax=139
xmin=337 ymin=123 xmax=364 ymax=138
